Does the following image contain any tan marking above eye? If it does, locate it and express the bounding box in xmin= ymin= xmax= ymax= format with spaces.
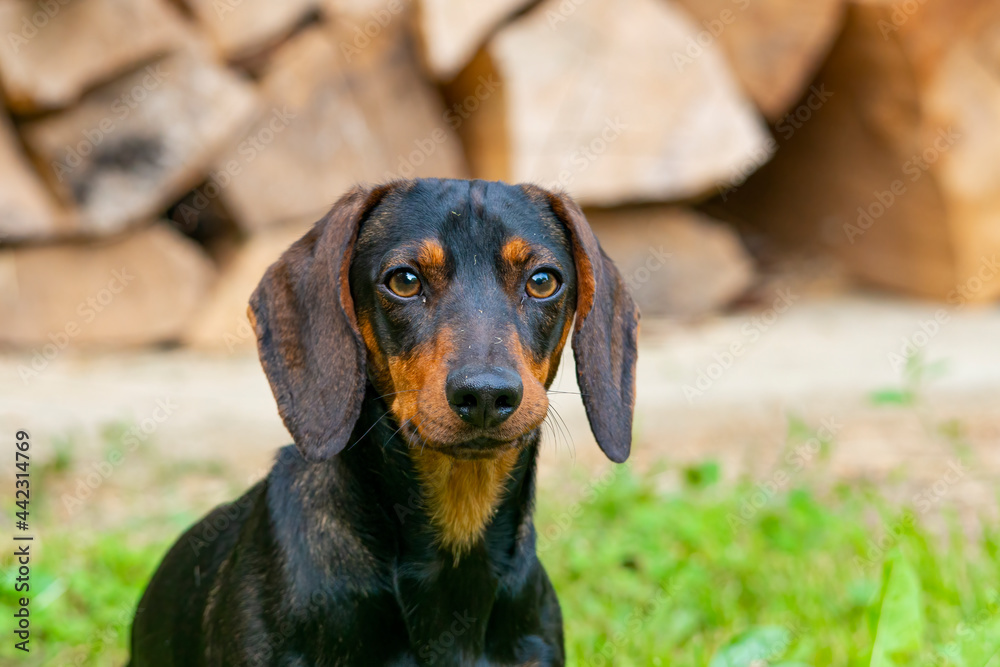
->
xmin=526 ymin=270 xmax=560 ymax=299
xmin=387 ymin=269 xmax=421 ymax=298
xmin=501 ymin=237 xmax=532 ymax=265
xmin=418 ymin=240 xmax=447 ymax=269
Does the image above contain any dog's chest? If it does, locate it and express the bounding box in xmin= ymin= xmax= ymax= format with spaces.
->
xmin=391 ymin=550 xmax=502 ymax=660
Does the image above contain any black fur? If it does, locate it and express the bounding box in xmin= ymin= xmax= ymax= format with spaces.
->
xmin=129 ymin=179 xmax=638 ymax=666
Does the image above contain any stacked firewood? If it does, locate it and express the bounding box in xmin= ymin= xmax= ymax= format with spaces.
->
xmin=0 ymin=0 xmax=993 ymax=351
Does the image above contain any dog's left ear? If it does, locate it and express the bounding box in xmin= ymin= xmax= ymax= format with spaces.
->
xmin=523 ymin=185 xmax=640 ymax=463
xmin=248 ymin=184 xmax=396 ymax=462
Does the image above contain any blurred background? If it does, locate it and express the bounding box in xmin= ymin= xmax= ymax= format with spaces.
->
xmin=3 ymin=0 xmax=1000 ymax=664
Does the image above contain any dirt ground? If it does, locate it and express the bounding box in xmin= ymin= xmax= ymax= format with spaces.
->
xmin=3 ymin=289 xmax=1000 ymax=529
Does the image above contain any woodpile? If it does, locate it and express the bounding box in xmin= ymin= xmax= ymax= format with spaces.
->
xmin=215 ymin=24 xmax=466 ymax=233
xmin=447 ymin=0 xmax=772 ymax=206
xmin=719 ymin=0 xmax=1000 ymax=302
xmin=672 ymin=0 xmax=843 ymax=119
xmin=0 ymin=224 xmax=214 ymax=347
xmin=0 ymin=0 xmax=994 ymax=350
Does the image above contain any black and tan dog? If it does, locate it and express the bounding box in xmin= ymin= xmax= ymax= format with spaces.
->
xmin=130 ymin=178 xmax=638 ymax=666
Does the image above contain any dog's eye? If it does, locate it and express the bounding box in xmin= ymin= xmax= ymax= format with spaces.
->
xmin=526 ymin=271 xmax=560 ymax=299
xmin=386 ymin=270 xmax=421 ymax=298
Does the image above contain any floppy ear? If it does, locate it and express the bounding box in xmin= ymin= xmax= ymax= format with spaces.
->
xmin=523 ymin=185 xmax=640 ymax=463
xmin=248 ymin=185 xmax=394 ymax=462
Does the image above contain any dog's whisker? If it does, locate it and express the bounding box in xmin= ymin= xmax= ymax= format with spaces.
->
xmin=347 ymin=409 xmax=392 ymax=451
xmin=540 ymin=415 xmax=562 ymax=454
xmin=373 ymin=388 xmax=421 ymax=402
xmin=547 ymin=405 xmax=576 ymax=460
xmin=539 ymin=419 xmax=552 ymax=448
xmin=384 ymin=416 xmax=415 ymax=447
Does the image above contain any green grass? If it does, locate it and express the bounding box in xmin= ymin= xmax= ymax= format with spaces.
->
xmin=537 ymin=466 xmax=1000 ymax=665
xmin=3 ymin=427 xmax=1000 ymax=665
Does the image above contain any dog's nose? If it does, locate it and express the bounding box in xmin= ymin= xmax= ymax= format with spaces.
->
xmin=446 ymin=366 xmax=523 ymax=429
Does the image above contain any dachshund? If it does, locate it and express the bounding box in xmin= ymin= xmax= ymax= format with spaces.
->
xmin=129 ymin=178 xmax=639 ymax=666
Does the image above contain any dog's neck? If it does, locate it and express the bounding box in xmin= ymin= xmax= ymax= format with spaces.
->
xmin=408 ymin=444 xmax=527 ymax=556
xmin=342 ymin=388 xmax=539 ymax=561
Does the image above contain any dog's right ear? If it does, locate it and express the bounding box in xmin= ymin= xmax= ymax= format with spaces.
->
xmin=248 ymin=184 xmax=396 ymax=462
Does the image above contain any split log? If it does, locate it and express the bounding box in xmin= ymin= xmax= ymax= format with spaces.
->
xmin=588 ymin=206 xmax=754 ymax=318
xmin=0 ymin=112 xmax=74 ymax=241
xmin=214 ymin=25 xmax=467 ymax=233
xmin=672 ymin=0 xmax=844 ymax=119
xmin=184 ymin=221 xmax=314 ymax=351
xmin=321 ymin=0 xmax=390 ymax=18
xmin=0 ymin=222 xmax=215 ymax=349
xmin=185 ymin=0 xmax=319 ymax=59
xmin=722 ymin=0 xmax=1000 ymax=301
xmin=448 ymin=0 xmax=772 ymax=207
xmin=0 ymin=0 xmax=187 ymax=113
xmin=20 ymin=49 xmax=257 ymax=236
xmin=415 ymin=0 xmax=534 ymax=80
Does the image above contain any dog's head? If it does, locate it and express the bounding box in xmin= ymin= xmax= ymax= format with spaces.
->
xmin=249 ymin=179 xmax=638 ymax=464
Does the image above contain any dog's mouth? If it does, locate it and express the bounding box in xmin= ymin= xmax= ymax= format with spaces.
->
xmin=437 ymin=437 xmax=520 ymax=460
xmin=399 ymin=423 xmax=527 ymax=460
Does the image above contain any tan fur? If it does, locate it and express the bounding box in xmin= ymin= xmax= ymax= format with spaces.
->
xmin=384 ymin=331 xmax=456 ymax=435
xmin=418 ymin=239 xmax=447 ymax=268
xmin=417 ymin=240 xmax=449 ymax=288
xmin=500 ymin=237 xmax=532 ymax=265
xmin=411 ymin=445 xmax=522 ymax=556
xmin=544 ymin=318 xmax=573 ymax=386
xmin=357 ymin=298 xmax=558 ymax=556
xmin=359 ymin=317 xmax=393 ymax=393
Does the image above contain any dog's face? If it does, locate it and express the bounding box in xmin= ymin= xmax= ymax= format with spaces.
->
xmin=348 ymin=181 xmax=576 ymax=458
xmin=249 ymin=179 xmax=638 ymax=466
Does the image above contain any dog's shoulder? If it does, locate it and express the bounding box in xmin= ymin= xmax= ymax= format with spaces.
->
xmin=265 ymin=445 xmax=394 ymax=601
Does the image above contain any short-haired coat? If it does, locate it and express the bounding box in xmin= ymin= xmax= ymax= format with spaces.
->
xmin=130 ymin=178 xmax=639 ymax=666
